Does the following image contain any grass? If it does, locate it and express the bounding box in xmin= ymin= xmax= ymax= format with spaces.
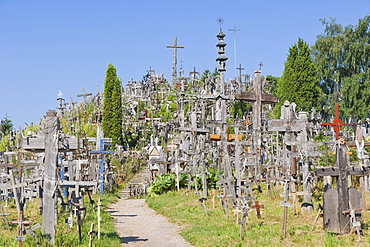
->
xmin=146 ymin=187 xmax=370 ymax=247
xmin=0 ymin=191 xmax=122 ymax=247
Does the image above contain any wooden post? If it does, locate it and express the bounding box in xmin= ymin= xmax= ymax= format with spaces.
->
xmin=42 ymin=110 xmax=59 ymax=242
xmin=97 ymin=194 xmax=101 ymax=240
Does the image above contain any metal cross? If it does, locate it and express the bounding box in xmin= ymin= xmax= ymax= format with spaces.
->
xmin=321 ymin=104 xmax=352 ymax=140
xmin=228 ymin=26 xmax=241 ymax=77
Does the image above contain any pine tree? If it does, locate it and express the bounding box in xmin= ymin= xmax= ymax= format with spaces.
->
xmin=102 ymin=64 xmax=123 ymax=147
xmin=274 ymin=38 xmax=321 ymax=117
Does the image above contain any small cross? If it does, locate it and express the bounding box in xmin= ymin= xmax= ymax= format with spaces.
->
xmin=189 ymin=67 xmax=199 ymax=79
xmin=258 ymin=62 xmax=263 ymax=70
xmin=251 ymin=200 xmax=264 ymax=218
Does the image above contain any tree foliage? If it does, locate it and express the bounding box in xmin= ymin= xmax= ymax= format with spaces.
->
xmin=312 ymin=15 xmax=370 ymax=120
xmin=0 ymin=117 xmax=13 ymax=138
xmin=274 ymin=38 xmax=321 ymax=117
xmin=102 ymin=64 xmax=123 ymax=147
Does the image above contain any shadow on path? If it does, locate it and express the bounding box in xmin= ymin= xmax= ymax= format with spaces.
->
xmin=121 ymin=236 xmax=148 ymax=244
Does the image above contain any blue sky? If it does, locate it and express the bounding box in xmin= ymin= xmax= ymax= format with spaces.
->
xmin=0 ymin=0 xmax=369 ymax=129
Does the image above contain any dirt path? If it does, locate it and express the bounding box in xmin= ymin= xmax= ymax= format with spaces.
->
xmin=107 ymin=197 xmax=194 ymax=247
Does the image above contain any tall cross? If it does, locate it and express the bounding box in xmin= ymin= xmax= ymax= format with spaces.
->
xmin=228 ymin=25 xmax=241 ymax=77
xmin=321 ymin=104 xmax=351 ymax=140
xmin=166 ymin=37 xmax=184 ymax=85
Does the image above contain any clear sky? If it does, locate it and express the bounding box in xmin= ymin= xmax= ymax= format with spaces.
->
xmin=0 ymin=0 xmax=369 ymax=129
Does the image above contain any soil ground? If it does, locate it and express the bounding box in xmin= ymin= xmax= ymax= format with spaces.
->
xmin=107 ymin=196 xmax=194 ymax=247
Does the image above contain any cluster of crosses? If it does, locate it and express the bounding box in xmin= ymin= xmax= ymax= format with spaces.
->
xmin=121 ymin=28 xmax=370 ymax=238
xmin=1 ymin=26 xmax=370 ymax=245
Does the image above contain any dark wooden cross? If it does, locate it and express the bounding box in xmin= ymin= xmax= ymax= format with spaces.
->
xmin=236 ymin=64 xmax=244 ymax=83
xmin=189 ymin=67 xmax=200 ymax=79
xmin=315 ymin=143 xmax=369 ymax=234
xmin=251 ymin=200 xmax=264 ymax=218
xmin=258 ymin=62 xmax=263 ymax=70
xmin=321 ymin=104 xmax=351 ymax=140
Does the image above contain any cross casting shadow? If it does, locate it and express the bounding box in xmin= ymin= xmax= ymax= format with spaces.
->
xmin=121 ymin=236 xmax=148 ymax=244
xmin=112 ymin=214 xmax=137 ymax=217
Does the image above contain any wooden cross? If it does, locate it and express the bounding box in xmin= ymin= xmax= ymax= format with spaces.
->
xmin=321 ymin=104 xmax=351 ymax=140
xmin=77 ymin=87 xmax=92 ymax=102
xmin=189 ymin=67 xmax=200 ymax=79
xmin=235 ymin=70 xmax=279 ymax=179
xmin=9 ymin=211 xmax=32 ymax=247
xmin=251 ymin=200 xmax=264 ymax=218
xmin=315 ymin=143 xmax=369 ymax=234
xmin=258 ymin=62 xmax=263 ymax=70
xmin=236 ymin=64 xmax=244 ymax=82
xmin=166 ymin=37 xmax=184 ymax=84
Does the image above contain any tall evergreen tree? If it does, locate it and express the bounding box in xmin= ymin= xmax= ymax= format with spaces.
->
xmin=274 ymin=38 xmax=321 ymax=117
xmin=102 ymin=64 xmax=123 ymax=147
xmin=313 ymin=15 xmax=370 ymax=120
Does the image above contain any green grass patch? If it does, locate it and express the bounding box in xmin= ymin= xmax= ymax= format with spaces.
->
xmin=0 ymin=192 xmax=122 ymax=247
xmin=146 ymin=188 xmax=370 ymax=247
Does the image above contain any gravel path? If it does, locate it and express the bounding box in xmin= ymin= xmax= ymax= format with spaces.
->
xmin=107 ymin=197 xmax=194 ymax=247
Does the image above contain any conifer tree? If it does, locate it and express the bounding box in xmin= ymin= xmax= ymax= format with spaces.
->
xmin=102 ymin=64 xmax=123 ymax=147
xmin=274 ymin=38 xmax=321 ymax=117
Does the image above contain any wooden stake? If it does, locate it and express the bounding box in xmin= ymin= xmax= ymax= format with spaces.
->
xmin=98 ymin=194 xmax=101 ymax=240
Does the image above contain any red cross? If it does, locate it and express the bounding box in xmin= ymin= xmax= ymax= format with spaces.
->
xmin=321 ymin=104 xmax=351 ymax=140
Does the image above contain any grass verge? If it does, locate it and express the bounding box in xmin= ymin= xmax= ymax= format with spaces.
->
xmin=146 ymin=188 xmax=370 ymax=247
